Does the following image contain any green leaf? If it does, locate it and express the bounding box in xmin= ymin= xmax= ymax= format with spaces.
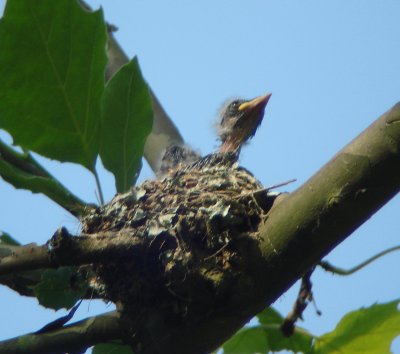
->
xmin=223 ymin=307 xmax=313 ymax=354
xmin=0 ymin=231 xmax=20 ymax=246
xmin=93 ymin=342 xmax=134 ymax=354
xmin=33 ymin=267 xmax=88 ymax=310
xmin=223 ymin=326 xmax=313 ymax=354
xmin=0 ymin=0 xmax=107 ymax=170
xmin=100 ymin=57 xmax=153 ymax=192
xmin=314 ymin=300 xmax=400 ymax=354
xmin=223 ymin=326 xmax=272 ymax=354
xmin=257 ymin=306 xmax=286 ymax=325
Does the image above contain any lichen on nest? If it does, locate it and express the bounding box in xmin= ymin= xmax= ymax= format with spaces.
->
xmin=80 ymin=160 xmax=276 ymax=342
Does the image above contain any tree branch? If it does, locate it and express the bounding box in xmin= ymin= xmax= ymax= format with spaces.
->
xmin=0 ymin=239 xmax=44 ymax=296
xmin=0 ymin=311 xmax=122 ymax=354
xmin=0 ymin=227 xmax=145 ymax=276
xmin=256 ymin=102 xmax=400 ymax=304
xmin=0 ymin=242 xmax=103 ymax=299
xmin=0 ymin=269 xmax=42 ymax=297
xmin=0 ymin=139 xmax=90 ymax=217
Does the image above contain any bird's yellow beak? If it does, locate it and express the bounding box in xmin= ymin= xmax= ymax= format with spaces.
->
xmin=238 ymin=93 xmax=272 ymax=112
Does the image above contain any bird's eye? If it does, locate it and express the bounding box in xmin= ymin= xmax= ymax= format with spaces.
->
xmin=230 ymin=100 xmax=240 ymax=110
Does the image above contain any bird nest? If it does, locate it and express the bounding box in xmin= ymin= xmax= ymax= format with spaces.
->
xmin=81 ymin=161 xmax=275 ymax=346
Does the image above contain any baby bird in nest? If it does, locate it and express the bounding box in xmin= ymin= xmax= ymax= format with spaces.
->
xmin=158 ymin=94 xmax=271 ymax=176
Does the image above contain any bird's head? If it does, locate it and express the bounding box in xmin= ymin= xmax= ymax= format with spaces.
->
xmin=217 ymin=93 xmax=271 ymax=153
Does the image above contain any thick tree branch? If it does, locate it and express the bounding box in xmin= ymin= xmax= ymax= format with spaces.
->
xmin=0 ymin=311 xmax=122 ymax=354
xmin=256 ymin=102 xmax=400 ymax=304
xmin=0 ymin=242 xmax=43 ymax=296
xmin=0 ymin=269 xmax=42 ymax=297
xmin=0 ymin=242 xmax=102 ymax=299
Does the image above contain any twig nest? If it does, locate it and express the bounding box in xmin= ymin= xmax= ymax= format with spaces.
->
xmin=81 ymin=160 xmax=276 ymax=349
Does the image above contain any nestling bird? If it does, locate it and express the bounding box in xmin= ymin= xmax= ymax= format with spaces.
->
xmin=217 ymin=93 xmax=271 ymax=154
xmin=157 ymin=143 xmax=201 ymax=177
xmin=158 ymin=93 xmax=271 ymax=176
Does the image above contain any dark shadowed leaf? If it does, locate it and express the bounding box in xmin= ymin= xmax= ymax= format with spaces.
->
xmin=93 ymin=342 xmax=134 ymax=354
xmin=100 ymin=58 xmax=153 ymax=192
xmin=33 ymin=267 xmax=88 ymax=310
xmin=314 ymin=300 xmax=400 ymax=354
xmin=0 ymin=0 xmax=107 ymax=170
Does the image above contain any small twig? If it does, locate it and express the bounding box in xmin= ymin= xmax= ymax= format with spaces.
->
xmin=266 ymin=178 xmax=297 ymax=191
xmin=319 ymin=244 xmax=400 ymax=275
xmin=234 ymin=179 xmax=297 ymax=201
xmin=0 ymin=140 xmax=47 ymax=177
xmin=0 ymin=139 xmax=90 ymax=217
xmin=281 ymin=267 xmax=316 ymax=337
xmin=204 ymin=242 xmax=229 ymax=261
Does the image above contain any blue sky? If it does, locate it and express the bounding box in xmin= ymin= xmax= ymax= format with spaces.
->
xmin=1 ymin=0 xmax=399 ymax=352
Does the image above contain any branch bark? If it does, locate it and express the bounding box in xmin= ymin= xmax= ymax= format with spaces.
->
xmin=0 ymin=228 xmax=145 ymax=276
